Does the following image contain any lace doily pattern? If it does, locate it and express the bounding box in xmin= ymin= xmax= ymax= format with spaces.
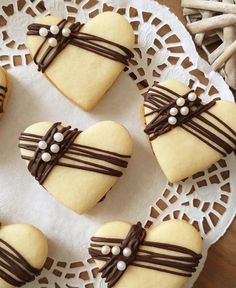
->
xmin=0 ymin=1 xmax=235 ymax=288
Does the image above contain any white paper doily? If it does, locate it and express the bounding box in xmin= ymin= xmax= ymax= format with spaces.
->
xmin=0 ymin=1 xmax=235 ymax=288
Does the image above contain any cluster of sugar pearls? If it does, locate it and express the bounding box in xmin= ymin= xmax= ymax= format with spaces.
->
xmin=101 ymin=245 xmax=132 ymax=271
xmin=39 ymin=25 xmax=71 ymax=48
xmin=168 ymin=92 xmax=197 ymax=126
xmin=38 ymin=132 xmax=64 ymax=162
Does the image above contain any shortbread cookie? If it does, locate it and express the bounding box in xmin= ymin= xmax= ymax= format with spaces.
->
xmin=26 ymin=12 xmax=135 ymax=111
xmin=0 ymin=67 xmax=9 ymax=116
xmin=18 ymin=121 xmax=133 ymax=214
xmin=89 ymin=220 xmax=202 ymax=288
xmin=143 ymin=80 xmax=236 ymax=183
xmin=0 ymin=223 xmax=48 ymax=288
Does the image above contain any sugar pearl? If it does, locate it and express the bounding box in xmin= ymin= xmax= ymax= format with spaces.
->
xmin=53 ymin=132 xmax=64 ymax=142
xmin=50 ymin=25 xmax=60 ymax=35
xmin=176 ymin=97 xmax=185 ymax=107
xmin=50 ymin=144 xmax=60 ymax=154
xmin=112 ymin=246 xmax=121 ymax=256
xmin=62 ymin=27 xmax=71 ymax=37
xmin=168 ymin=116 xmax=177 ymax=125
xmin=123 ymin=247 xmax=132 ymax=257
xmin=39 ymin=27 xmax=48 ymax=37
xmin=117 ymin=261 xmax=126 ymax=271
xmin=48 ymin=37 xmax=58 ymax=47
xmin=41 ymin=152 xmax=51 ymax=162
xmin=38 ymin=140 xmax=47 ymax=150
xmin=180 ymin=106 xmax=190 ymax=116
xmin=169 ymin=107 xmax=178 ymax=116
xmin=188 ymin=92 xmax=197 ymax=102
xmin=101 ymin=245 xmax=110 ymax=255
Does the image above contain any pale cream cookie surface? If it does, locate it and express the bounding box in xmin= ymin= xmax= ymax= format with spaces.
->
xmin=19 ymin=121 xmax=133 ymax=214
xmin=143 ymin=80 xmax=236 ymax=183
xmin=91 ymin=220 xmax=202 ymax=288
xmin=27 ymin=12 xmax=135 ymax=111
xmin=0 ymin=223 xmax=48 ymax=288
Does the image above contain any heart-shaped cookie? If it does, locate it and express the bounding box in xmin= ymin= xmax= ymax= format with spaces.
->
xmin=19 ymin=121 xmax=133 ymax=214
xmin=26 ymin=12 xmax=135 ymax=111
xmin=143 ymin=80 xmax=236 ymax=183
xmin=0 ymin=223 xmax=48 ymax=288
xmin=0 ymin=67 xmax=9 ymax=116
xmin=89 ymin=220 xmax=202 ymax=288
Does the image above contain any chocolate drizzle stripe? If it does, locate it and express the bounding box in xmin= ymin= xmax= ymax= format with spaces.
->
xmin=0 ymin=85 xmax=7 ymax=113
xmin=0 ymin=257 xmax=34 ymax=283
xmin=69 ymin=144 xmax=131 ymax=159
xmin=20 ymin=134 xmax=131 ymax=158
xmin=19 ymin=123 xmax=131 ymax=184
xmin=144 ymin=83 xmax=236 ymax=156
xmin=59 ymin=154 xmax=123 ymax=177
xmin=197 ymin=114 xmax=236 ymax=145
xmin=0 ymin=85 xmax=7 ymax=93
xmin=144 ymin=89 xmax=195 ymax=127
xmin=142 ymin=241 xmax=201 ymax=258
xmin=206 ymin=110 xmax=236 ymax=137
xmin=90 ymin=239 xmax=200 ymax=259
xmin=90 ymin=237 xmax=123 ymax=244
xmin=66 ymin=150 xmax=128 ymax=167
xmin=0 ymin=268 xmax=23 ymax=287
xmin=89 ymin=222 xmax=202 ymax=287
xmin=145 ymin=95 xmax=168 ymax=107
xmin=19 ymin=144 xmax=129 ymax=171
xmin=186 ymin=119 xmax=233 ymax=154
xmin=27 ymin=19 xmax=134 ymax=73
xmin=181 ymin=125 xmax=226 ymax=156
xmin=157 ymin=84 xmax=182 ymax=97
xmin=0 ymin=239 xmax=42 ymax=287
xmin=134 ymin=257 xmax=196 ymax=271
xmin=137 ymin=248 xmax=198 ymax=262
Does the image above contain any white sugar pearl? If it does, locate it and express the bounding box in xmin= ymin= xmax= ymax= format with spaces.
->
xmin=39 ymin=27 xmax=48 ymax=37
xmin=169 ymin=107 xmax=178 ymax=116
xmin=112 ymin=246 xmax=121 ymax=256
xmin=50 ymin=25 xmax=59 ymax=35
xmin=123 ymin=247 xmax=132 ymax=257
xmin=41 ymin=152 xmax=51 ymax=162
xmin=50 ymin=144 xmax=60 ymax=154
xmin=48 ymin=37 xmax=58 ymax=47
xmin=38 ymin=140 xmax=47 ymax=150
xmin=53 ymin=132 xmax=64 ymax=142
xmin=62 ymin=27 xmax=71 ymax=37
xmin=188 ymin=92 xmax=197 ymax=102
xmin=180 ymin=106 xmax=190 ymax=116
xmin=101 ymin=245 xmax=110 ymax=255
xmin=168 ymin=116 xmax=177 ymax=125
xmin=176 ymin=97 xmax=185 ymax=107
xmin=117 ymin=261 xmax=126 ymax=271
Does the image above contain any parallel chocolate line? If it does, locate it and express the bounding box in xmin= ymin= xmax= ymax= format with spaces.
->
xmin=19 ymin=123 xmax=131 ymax=185
xmin=0 ymin=239 xmax=42 ymax=287
xmin=27 ymin=19 xmax=134 ymax=73
xmin=144 ymin=84 xmax=236 ymax=156
xmin=0 ymin=85 xmax=7 ymax=113
xmin=89 ymin=222 xmax=202 ymax=288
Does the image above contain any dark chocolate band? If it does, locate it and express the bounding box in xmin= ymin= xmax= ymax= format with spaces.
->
xmin=0 ymin=239 xmax=42 ymax=287
xmin=0 ymin=85 xmax=7 ymax=113
xmin=144 ymin=84 xmax=236 ymax=156
xmin=19 ymin=123 xmax=131 ymax=185
xmin=27 ymin=19 xmax=134 ymax=73
xmin=89 ymin=222 xmax=202 ymax=288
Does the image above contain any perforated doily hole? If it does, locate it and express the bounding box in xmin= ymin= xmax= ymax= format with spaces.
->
xmin=147 ymin=157 xmax=232 ymax=236
xmin=0 ymin=1 xmax=235 ymax=288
